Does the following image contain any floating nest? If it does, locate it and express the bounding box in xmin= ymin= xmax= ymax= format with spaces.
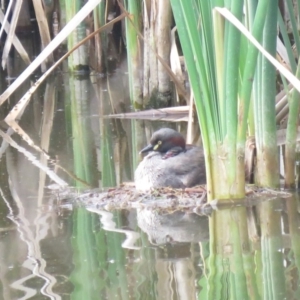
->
xmin=53 ymin=184 xmax=208 ymax=214
xmin=53 ymin=183 xmax=292 ymax=216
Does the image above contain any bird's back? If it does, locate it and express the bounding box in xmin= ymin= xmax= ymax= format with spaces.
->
xmin=134 ymin=145 xmax=206 ymax=191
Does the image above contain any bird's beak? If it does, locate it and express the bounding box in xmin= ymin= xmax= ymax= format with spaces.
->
xmin=139 ymin=144 xmax=154 ymax=154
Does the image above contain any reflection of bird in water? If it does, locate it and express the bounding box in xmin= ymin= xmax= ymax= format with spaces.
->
xmin=137 ymin=209 xmax=209 ymax=245
xmin=135 ymin=128 xmax=206 ymax=191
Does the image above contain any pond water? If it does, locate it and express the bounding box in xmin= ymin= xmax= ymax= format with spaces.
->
xmin=0 ymin=62 xmax=300 ymax=299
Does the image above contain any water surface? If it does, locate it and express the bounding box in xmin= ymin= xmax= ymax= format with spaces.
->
xmin=0 ymin=67 xmax=299 ymax=300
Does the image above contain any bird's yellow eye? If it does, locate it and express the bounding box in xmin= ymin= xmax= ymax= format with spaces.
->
xmin=153 ymin=140 xmax=162 ymax=150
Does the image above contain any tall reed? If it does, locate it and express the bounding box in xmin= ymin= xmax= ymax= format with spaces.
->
xmin=65 ymin=0 xmax=89 ymax=72
xmin=170 ymin=0 xmax=285 ymax=198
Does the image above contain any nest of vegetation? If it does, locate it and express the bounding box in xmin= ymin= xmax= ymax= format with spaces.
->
xmin=54 ymin=183 xmax=291 ymax=216
xmin=68 ymin=185 xmax=209 ymax=215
